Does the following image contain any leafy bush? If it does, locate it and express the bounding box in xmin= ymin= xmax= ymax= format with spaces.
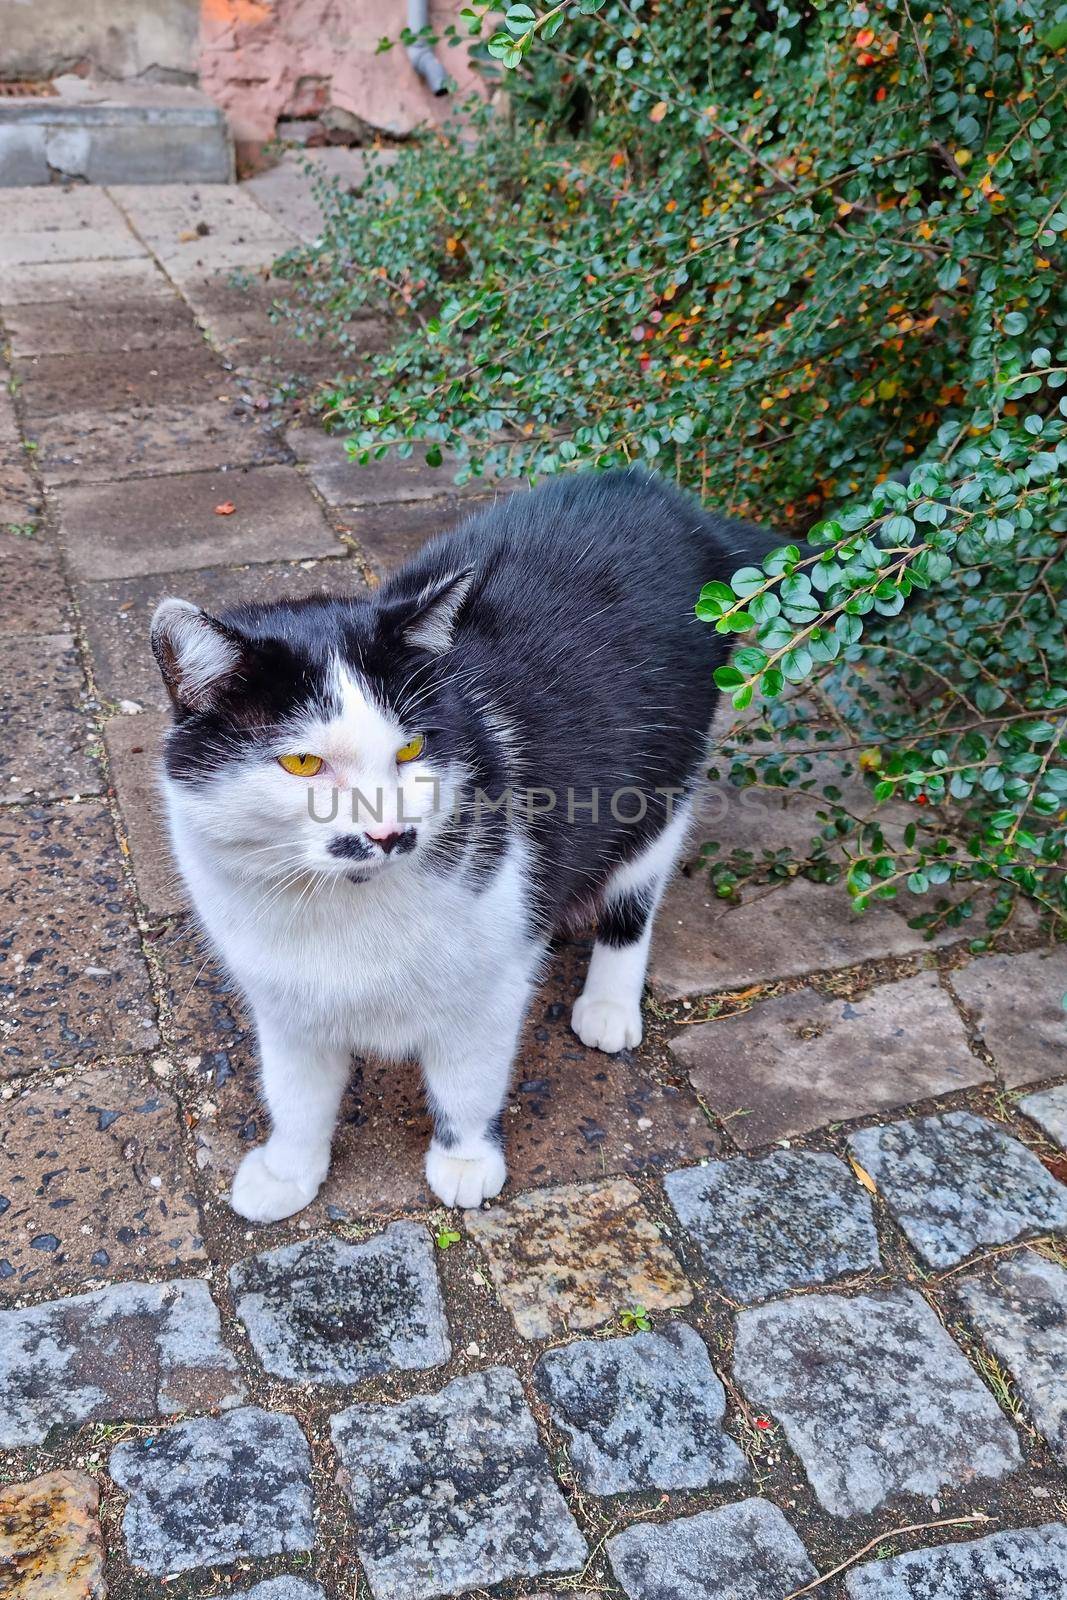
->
xmin=280 ymin=0 xmax=1067 ymax=936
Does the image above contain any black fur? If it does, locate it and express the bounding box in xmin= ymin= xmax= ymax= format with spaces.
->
xmin=160 ymin=469 xmax=777 ymax=936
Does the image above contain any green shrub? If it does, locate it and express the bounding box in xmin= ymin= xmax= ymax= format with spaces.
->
xmin=280 ymin=0 xmax=1067 ymax=936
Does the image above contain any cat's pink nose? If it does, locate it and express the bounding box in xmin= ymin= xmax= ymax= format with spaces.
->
xmin=364 ymin=827 xmax=414 ymax=855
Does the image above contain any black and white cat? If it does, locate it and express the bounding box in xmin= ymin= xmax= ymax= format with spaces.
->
xmin=152 ymin=470 xmax=764 ymax=1222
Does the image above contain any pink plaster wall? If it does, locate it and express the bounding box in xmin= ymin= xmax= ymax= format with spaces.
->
xmin=199 ymin=0 xmax=486 ymax=147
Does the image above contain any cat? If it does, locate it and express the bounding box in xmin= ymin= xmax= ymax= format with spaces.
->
xmin=151 ymin=469 xmax=768 ymax=1222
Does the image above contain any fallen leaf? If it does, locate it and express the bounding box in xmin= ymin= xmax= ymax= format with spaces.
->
xmin=177 ymin=229 xmax=199 ymax=243
xmin=649 ymin=101 xmax=668 ymax=122
xmin=849 ymin=1158 xmax=878 ymax=1195
xmin=214 ymin=502 xmax=236 ymax=516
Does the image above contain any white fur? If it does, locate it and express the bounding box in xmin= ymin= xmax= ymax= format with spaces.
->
xmin=162 ymin=660 xmax=542 ymax=1220
xmin=571 ymin=801 xmax=692 ymax=1053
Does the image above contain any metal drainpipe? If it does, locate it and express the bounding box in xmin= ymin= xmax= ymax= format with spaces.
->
xmin=407 ymin=0 xmax=450 ymax=95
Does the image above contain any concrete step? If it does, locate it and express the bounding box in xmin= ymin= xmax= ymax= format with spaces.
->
xmin=0 ymin=80 xmax=233 ymax=186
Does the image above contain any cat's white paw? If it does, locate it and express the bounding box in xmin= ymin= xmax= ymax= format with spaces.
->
xmin=231 ymin=1147 xmax=323 ymax=1223
xmin=571 ymin=993 xmax=643 ymax=1053
xmin=426 ymin=1143 xmax=506 ymax=1209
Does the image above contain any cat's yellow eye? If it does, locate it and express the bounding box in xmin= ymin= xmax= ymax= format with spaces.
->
xmin=396 ymin=734 xmax=425 ymax=764
xmin=278 ymin=752 xmax=324 ymax=777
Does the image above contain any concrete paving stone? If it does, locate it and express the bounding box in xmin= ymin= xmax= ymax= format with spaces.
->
xmin=651 ymin=872 xmax=934 ymax=999
xmin=229 ymin=1223 xmax=451 ymax=1384
xmin=0 ymin=457 xmax=42 ymax=525
xmin=152 ymin=920 xmax=254 ymax=1077
xmin=16 ymin=344 xmax=229 ymax=421
xmin=950 ymin=949 xmax=1067 ymax=1088
xmin=1 ymin=186 xmax=128 ymax=234
xmin=77 ymin=555 xmax=364 ymax=710
xmin=1019 ymin=1083 xmax=1067 ymax=1148
xmin=0 ymin=1064 xmax=205 ymax=1293
xmin=467 ymin=1176 xmax=692 ymax=1341
xmin=844 ymin=1522 xmax=1067 ymax=1599
xmin=0 ymin=386 xmax=17 ymax=446
xmin=348 ymin=495 xmax=497 ymax=576
xmin=665 ymin=1150 xmax=881 ymax=1302
xmin=533 ymin=1322 xmax=747 ymax=1494
xmin=178 ymin=270 xmax=303 ymax=345
xmin=189 ymin=938 xmax=719 ymax=1225
xmin=110 ymin=183 xmax=297 ymax=253
xmin=5 ymin=292 xmax=198 ymax=358
xmin=110 ymin=1405 xmax=314 ymax=1577
xmin=0 ymin=542 xmax=70 ymax=634
xmin=0 ymin=634 xmax=100 ymax=802
xmin=104 ymin=712 xmax=183 ymax=920
xmin=242 ymin=148 xmax=395 ymax=241
xmin=0 ymin=1278 xmax=245 ymax=1447
xmin=0 ymin=226 xmax=147 ymax=268
xmin=240 ymin=1583 xmax=326 ymax=1600
xmin=957 ymin=1247 xmax=1067 ymax=1465
xmin=57 ymin=464 xmax=341 ymax=580
xmin=670 ymin=974 xmax=989 ymax=1150
xmin=32 ymin=401 xmax=292 ymax=487
xmin=607 ymin=1498 xmax=817 ymax=1600
xmin=0 ymin=254 xmax=172 ymax=307
xmin=0 ymin=1468 xmax=106 ymax=1600
xmin=734 ymin=1288 xmax=1022 ymax=1516
xmin=332 ymin=1366 xmax=587 ymax=1600
xmin=0 ymin=804 xmax=159 ymax=1078
xmin=847 ymin=1111 xmax=1067 ymax=1269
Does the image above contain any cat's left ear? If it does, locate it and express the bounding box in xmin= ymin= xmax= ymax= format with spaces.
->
xmin=381 ymin=567 xmax=475 ymax=655
xmin=150 ymin=598 xmax=249 ymax=714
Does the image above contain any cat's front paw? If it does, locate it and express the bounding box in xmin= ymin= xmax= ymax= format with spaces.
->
xmin=231 ymin=1147 xmax=323 ymax=1223
xmin=571 ymin=993 xmax=643 ymax=1053
xmin=425 ymin=1141 xmax=506 ymax=1209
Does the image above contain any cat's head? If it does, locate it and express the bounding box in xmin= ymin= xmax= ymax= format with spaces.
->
xmin=150 ymin=572 xmax=474 ymax=885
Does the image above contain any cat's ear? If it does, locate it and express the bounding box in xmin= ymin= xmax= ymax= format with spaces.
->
xmin=381 ymin=567 xmax=475 ymax=655
xmin=150 ymin=598 xmax=246 ymax=714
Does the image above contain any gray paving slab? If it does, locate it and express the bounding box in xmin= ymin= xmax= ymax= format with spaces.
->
xmin=651 ymin=871 xmax=954 ymax=998
xmin=533 ymin=1322 xmax=746 ymax=1494
xmin=229 ymin=1225 xmax=451 ymax=1384
xmin=669 ymin=975 xmax=988 ymax=1149
xmin=665 ymin=1150 xmax=881 ymax=1302
xmin=733 ymin=1288 xmax=1022 ymax=1516
xmin=331 ymin=1366 xmax=587 ymax=1599
xmin=848 ymin=1111 xmax=1067 ymax=1268
xmin=950 ymin=949 xmax=1067 ymax=1087
xmin=32 ymin=402 xmax=291 ymax=487
xmin=78 ymin=555 xmax=363 ymax=711
xmin=56 ymin=465 xmax=341 ymax=579
xmin=0 ymin=255 xmax=171 ymax=308
xmin=103 ymin=712 xmax=183 ymax=920
xmin=1018 ymin=1083 xmax=1067 ymax=1148
xmin=607 ymin=1498 xmax=816 ymax=1600
xmin=0 ymin=1279 xmax=245 ymax=1446
xmin=110 ymin=1406 xmax=313 ymax=1577
xmin=0 ymin=227 xmax=148 ymax=268
xmin=958 ymin=1248 xmax=1067 ymax=1465
xmin=844 ymin=1522 xmax=1067 ymax=1598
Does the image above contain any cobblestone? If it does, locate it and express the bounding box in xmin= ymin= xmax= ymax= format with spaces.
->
xmin=332 ymin=1366 xmax=587 ymax=1600
xmin=0 ymin=634 xmax=100 ymax=802
xmin=1019 ymin=1083 xmax=1067 ymax=1148
xmin=229 ymin=1224 xmax=451 ymax=1384
xmin=0 ymin=1278 xmax=244 ymax=1446
xmin=0 ymin=1468 xmax=106 ymax=1600
xmin=240 ymin=1583 xmax=326 ymax=1600
xmin=958 ymin=1248 xmax=1067 ymax=1465
xmin=733 ymin=1289 xmax=1022 ymax=1515
xmin=110 ymin=1406 xmax=314 ymax=1576
xmin=533 ymin=1322 xmax=746 ymax=1494
xmin=848 ymin=1111 xmax=1067 ymax=1267
xmin=607 ymin=1499 xmax=816 ymax=1600
xmin=467 ymin=1177 xmax=692 ymax=1340
xmin=665 ymin=1150 xmax=881 ymax=1302
xmin=844 ymin=1522 xmax=1067 ymax=1598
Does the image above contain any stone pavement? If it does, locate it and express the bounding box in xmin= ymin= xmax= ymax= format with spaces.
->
xmin=0 ymin=165 xmax=1065 ymax=1600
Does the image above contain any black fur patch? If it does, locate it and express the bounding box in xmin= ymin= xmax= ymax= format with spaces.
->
xmin=158 ymin=469 xmax=782 ymax=933
xmin=599 ymin=887 xmax=654 ymax=948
